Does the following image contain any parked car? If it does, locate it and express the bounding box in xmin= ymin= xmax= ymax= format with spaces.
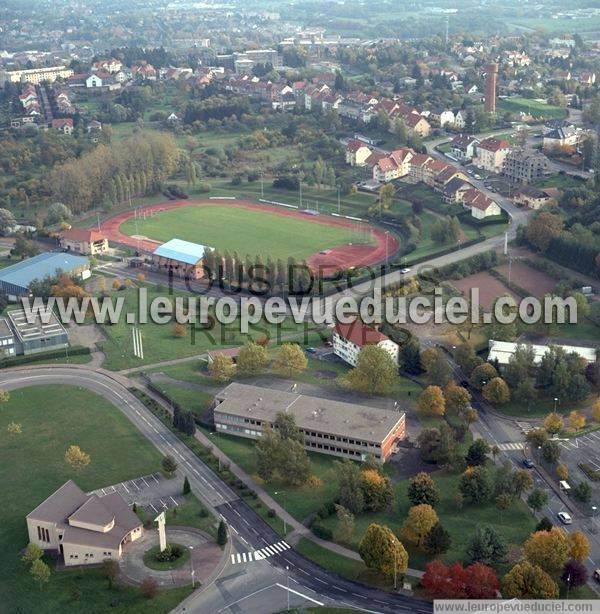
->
xmin=324 ymin=341 xmax=333 ymax=347
xmin=593 ymin=569 xmax=600 ymax=583
xmin=306 ymin=347 xmax=317 ymax=354
xmin=522 ymin=458 xmax=534 ymax=469
xmin=557 ymin=511 xmax=572 ymax=525
xmin=400 ymin=267 xmax=411 ymax=274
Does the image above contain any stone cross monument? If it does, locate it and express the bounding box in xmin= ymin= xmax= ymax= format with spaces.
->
xmin=154 ymin=511 xmax=167 ymax=552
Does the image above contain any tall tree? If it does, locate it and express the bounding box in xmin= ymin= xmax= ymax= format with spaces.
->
xmin=358 ymin=523 xmax=409 ymax=577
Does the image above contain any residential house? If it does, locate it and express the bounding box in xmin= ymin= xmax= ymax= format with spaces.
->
xmin=473 ymin=137 xmax=511 ymax=173
xmin=450 ymin=134 xmax=479 ymax=162
xmin=51 ymin=118 xmax=73 ymax=135
xmin=91 ymin=58 xmax=122 ymax=74
xmin=433 ymin=166 xmax=470 ymax=193
xmin=513 ymin=186 xmax=559 ymax=209
xmin=345 ymin=140 xmax=372 ymax=166
xmin=442 ymin=177 xmax=471 ymax=203
xmin=462 ymin=188 xmax=502 ymax=219
xmin=332 ymin=320 xmax=399 ymax=367
xmin=542 ymin=125 xmax=582 ymax=152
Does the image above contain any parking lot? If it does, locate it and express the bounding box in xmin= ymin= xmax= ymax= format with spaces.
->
xmin=556 ymin=431 xmax=600 ymax=506
xmin=89 ymin=472 xmax=187 ymax=516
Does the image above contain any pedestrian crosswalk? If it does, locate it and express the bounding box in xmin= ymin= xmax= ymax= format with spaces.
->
xmin=230 ymin=540 xmax=291 ymax=565
xmin=497 ymin=442 xmax=525 ymax=451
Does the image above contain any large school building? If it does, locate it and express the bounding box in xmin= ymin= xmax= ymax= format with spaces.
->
xmin=213 ymin=383 xmax=406 ymax=462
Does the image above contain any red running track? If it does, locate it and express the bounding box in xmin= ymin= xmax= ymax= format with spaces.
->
xmin=98 ymin=199 xmax=399 ymax=272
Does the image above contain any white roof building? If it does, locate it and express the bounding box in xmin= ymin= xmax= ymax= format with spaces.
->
xmin=488 ymin=340 xmax=597 ymax=366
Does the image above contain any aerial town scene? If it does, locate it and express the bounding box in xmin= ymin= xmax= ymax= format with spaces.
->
xmin=1 ymin=0 xmax=600 ymax=612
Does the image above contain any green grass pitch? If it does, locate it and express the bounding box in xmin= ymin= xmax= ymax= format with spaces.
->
xmin=120 ymin=204 xmax=357 ymax=261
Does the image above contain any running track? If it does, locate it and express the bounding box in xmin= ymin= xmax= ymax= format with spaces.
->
xmin=98 ymin=199 xmax=399 ymax=271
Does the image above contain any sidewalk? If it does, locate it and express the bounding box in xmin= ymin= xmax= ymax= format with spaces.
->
xmin=193 ymin=427 xmax=425 ymax=578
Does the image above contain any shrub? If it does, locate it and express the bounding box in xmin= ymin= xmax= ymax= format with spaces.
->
xmin=311 ymin=522 xmax=333 ymax=540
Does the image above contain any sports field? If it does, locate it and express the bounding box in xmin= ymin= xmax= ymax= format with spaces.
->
xmin=120 ymin=204 xmax=361 ymax=261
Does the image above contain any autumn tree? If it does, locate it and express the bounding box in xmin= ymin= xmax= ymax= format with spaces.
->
xmin=172 ymin=323 xmax=187 ymax=338
xmin=525 ymin=212 xmax=564 ymax=252
xmin=360 ymin=469 xmax=393 ymax=512
xmin=0 ymin=389 xmax=10 ymax=403
xmin=346 ymin=345 xmax=397 ymax=396
xmin=569 ymin=531 xmax=590 ymax=561
xmin=208 ymin=354 xmax=236 ymax=382
xmin=568 ymin=410 xmax=586 ymax=431
xmin=64 ymin=445 xmax=90 ymax=472
xmin=273 ymin=343 xmax=308 ymax=378
xmin=140 ymin=577 xmax=159 ymax=599
xmin=543 ymin=412 xmax=564 ymax=435
xmin=358 ymin=523 xmax=408 ymax=577
xmin=593 ymin=398 xmax=600 ymax=423
xmin=502 ymin=561 xmax=559 ymax=599
xmin=407 ymin=472 xmax=439 ymax=508
xmin=7 ymin=421 xmax=22 ymax=435
xmin=401 ymin=504 xmax=439 ymax=548
xmin=482 ymin=377 xmax=510 ymax=405
xmin=524 ymin=527 xmax=570 ymax=573
xmin=102 ymin=558 xmax=119 ymax=589
xmin=237 ymin=341 xmax=269 ymax=375
xmin=422 ymin=560 xmax=499 ymax=599
xmin=444 ymin=382 xmax=471 ymax=414
xmin=418 ymin=385 xmax=445 ymax=416
xmin=469 ymin=363 xmax=499 ymax=390
xmin=556 ymin=463 xmax=569 ymax=481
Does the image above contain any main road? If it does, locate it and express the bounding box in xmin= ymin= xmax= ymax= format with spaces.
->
xmin=0 ymin=366 xmax=432 ymax=613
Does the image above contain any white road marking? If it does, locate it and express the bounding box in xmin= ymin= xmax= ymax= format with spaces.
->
xmin=231 ymin=554 xmax=236 ymax=564
xmin=274 ymin=583 xmax=324 ymax=606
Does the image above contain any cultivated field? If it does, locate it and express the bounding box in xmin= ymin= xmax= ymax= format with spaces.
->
xmin=452 ymin=271 xmax=517 ymax=310
xmin=495 ymin=262 xmax=556 ymax=297
xmin=496 ymin=97 xmax=567 ymax=120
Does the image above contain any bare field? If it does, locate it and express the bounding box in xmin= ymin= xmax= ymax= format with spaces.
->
xmin=452 ymin=272 xmax=518 ymax=310
xmin=495 ymin=262 xmax=556 ymax=297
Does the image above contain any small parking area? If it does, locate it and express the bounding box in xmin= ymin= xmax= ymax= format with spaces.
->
xmin=556 ymin=431 xmax=600 ymax=506
xmin=90 ymin=472 xmax=187 ymax=516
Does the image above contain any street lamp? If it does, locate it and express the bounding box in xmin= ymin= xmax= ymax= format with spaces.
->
xmin=189 ymin=545 xmax=195 ymax=588
xmin=553 ymin=397 xmax=559 ymax=412
xmin=274 ymin=491 xmax=287 ymax=535
xmin=286 ymin=565 xmax=290 ymax=611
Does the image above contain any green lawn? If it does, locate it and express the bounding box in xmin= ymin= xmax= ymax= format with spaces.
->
xmin=497 ymin=98 xmax=567 ymax=120
xmin=120 ymin=203 xmax=360 ymax=261
xmin=319 ymin=470 xmax=536 ymax=572
xmin=535 ymin=174 xmax=586 ymax=191
xmin=0 ymin=385 xmax=190 ymax=613
xmin=152 ymin=382 xmax=213 ymax=421
xmin=97 ymin=287 xmax=314 ymax=371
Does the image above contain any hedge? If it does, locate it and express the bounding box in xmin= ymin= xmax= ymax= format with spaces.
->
xmin=0 ymin=345 xmax=90 ymax=368
xmin=579 ymin=463 xmax=600 ymax=482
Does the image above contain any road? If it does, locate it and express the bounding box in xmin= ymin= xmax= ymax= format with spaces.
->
xmin=0 ymin=366 xmax=432 ymax=614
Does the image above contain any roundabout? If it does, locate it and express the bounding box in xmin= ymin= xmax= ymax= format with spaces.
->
xmin=119 ymin=526 xmax=224 ymax=587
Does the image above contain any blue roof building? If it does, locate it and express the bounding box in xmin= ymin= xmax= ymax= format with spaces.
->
xmin=152 ymin=239 xmax=210 ymax=265
xmin=0 ymin=252 xmax=90 ymax=298
xmin=151 ymin=239 xmax=213 ymax=280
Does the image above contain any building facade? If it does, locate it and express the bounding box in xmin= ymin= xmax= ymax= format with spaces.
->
xmin=27 ymin=480 xmax=143 ymax=567
xmin=213 ymin=383 xmax=406 ymax=462
xmin=332 ymin=320 xmax=399 ymax=367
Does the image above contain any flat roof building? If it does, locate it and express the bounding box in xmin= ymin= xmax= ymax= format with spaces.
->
xmin=0 ymin=252 xmax=90 ymax=299
xmin=6 ymin=308 xmax=69 ymax=355
xmin=213 ymin=383 xmax=406 ymax=462
xmin=26 ymin=480 xmax=143 ymax=566
xmin=488 ymin=340 xmax=597 ymax=366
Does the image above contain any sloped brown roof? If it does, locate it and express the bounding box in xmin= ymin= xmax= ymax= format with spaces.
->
xmin=334 ymin=320 xmax=389 ymax=347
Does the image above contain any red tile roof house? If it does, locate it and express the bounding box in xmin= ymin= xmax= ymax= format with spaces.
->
xmin=333 ymin=320 xmax=399 ymax=367
xmin=59 ymin=228 xmax=109 ymax=255
xmin=462 ymin=188 xmax=502 ymax=219
xmin=51 ymin=118 xmax=74 ymax=135
xmin=345 ymin=139 xmax=372 ymax=166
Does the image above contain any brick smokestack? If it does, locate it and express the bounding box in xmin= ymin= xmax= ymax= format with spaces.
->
xmin=484 ymin=63 xmax=498 ymax=114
